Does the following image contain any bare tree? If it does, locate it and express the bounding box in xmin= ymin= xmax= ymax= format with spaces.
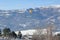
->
xmin=46 ymin=24 xmax=55 ymax=40
xmin=32 ymin=24 xmax=56 ymax=40
xmin=32 ymin=28 xmax=46 ymax=40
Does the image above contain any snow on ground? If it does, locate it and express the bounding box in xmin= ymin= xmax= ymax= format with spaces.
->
xmin=15 ymin=29 xmax=36 ymax=35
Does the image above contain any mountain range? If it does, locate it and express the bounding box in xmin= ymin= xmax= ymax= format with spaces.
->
xmin=0 ymin=6 xmax=60 ymax=31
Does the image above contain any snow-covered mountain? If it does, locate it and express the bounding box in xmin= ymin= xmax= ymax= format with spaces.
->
xmin=0 ymin=6 xmax=60 ymax=31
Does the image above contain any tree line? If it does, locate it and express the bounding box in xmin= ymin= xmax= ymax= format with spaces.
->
xmin=0 ymin=27 xmax=22 ymax=39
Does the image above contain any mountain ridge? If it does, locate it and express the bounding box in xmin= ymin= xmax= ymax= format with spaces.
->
xmin=0 ymin=6 xmax=60 ymax=31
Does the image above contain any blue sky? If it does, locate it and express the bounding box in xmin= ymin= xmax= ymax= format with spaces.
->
xmin=0 ymin=0 xmax=60 ymax=10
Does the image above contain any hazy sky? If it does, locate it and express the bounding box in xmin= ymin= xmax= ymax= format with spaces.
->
xmin=0 ymin=0 xmax=60 ymax=10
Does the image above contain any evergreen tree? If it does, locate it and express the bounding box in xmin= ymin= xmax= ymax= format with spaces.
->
xmin=11 ymin=31 xmax=17 ymax=38
xmin=3 ymin=28 xmax=11 ymax=37
xmin=18 ymin=31 xmax=22 ymax=39
xmin=0 ymin=29 xmax=1 ymax=36
xmin=57 ymin=33 xmax=60 ymax=36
